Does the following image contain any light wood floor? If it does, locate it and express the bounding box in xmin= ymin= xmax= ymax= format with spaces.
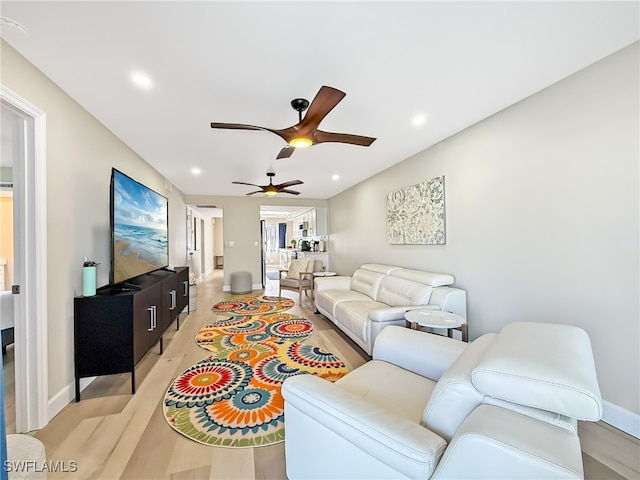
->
xmin=4 ymin=269 xmax=637 ymax=479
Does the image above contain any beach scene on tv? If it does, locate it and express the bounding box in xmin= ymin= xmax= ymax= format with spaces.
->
xmin=113 ymin=170 xmax=169 ymax=284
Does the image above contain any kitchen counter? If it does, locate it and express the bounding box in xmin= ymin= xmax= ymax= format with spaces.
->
xmin=279 ymin=249 xmax=329 ymax=270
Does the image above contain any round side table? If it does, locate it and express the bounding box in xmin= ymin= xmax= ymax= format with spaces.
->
xmin=404 ymin=309 xmax=468 ymax=342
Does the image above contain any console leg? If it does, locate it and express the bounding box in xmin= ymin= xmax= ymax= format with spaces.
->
xmin=131 ymin=371 xmax=136 ymax=394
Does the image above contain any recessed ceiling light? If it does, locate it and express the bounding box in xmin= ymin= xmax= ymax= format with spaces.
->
xmin=332 ymin=174 xmax=340 ymax=181
xmin=191 ymin=167 xmax=201 ymax=175
xmin=131 ymin=71 xmax=153 ymax=89
xmin=412 ymin=114 xmax=427 ymax=126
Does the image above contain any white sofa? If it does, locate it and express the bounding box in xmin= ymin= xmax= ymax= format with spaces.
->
xmin=314 ymin=264 xmax=466 ymax=355
xmin=282 ymin=322 xmax=603 ymax=480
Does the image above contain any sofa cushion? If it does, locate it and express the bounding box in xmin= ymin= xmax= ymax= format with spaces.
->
xmin=315 ymin=289 xmax=372 ymax=318
xmin=377 ymin=275 xmax=433 ymax=306
xmin=471 ymin=322 xmax=603 ymax=421
xmin=422 ymin=333 xmax=497 ymax=441
xmin=482 ymin=396 xmax=578 ymax=435
xmin=349 ymin=269 xmax=385 ymax=299
xmin=337 ymin=360 xmax=437 ymax=423
xmin=390 ymin=268 xmax=454 ymax=287
xmin=335 ymin=300 xmax=388 ymax=344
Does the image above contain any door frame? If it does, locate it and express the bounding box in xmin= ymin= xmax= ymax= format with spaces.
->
xmin=1 ymin=84 xmax=49 ymax=432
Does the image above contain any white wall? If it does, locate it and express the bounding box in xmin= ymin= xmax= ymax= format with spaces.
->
xmin=1 ymin=41 xmax=188 ymax=403
xmin=328 ymin=43 xmax=639 ymax=417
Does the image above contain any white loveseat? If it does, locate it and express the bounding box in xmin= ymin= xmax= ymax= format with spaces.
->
xmin=282 ymin=322 xmax=603 ymax=480
xmin=314 ymin=264 xmax=466 ymax=355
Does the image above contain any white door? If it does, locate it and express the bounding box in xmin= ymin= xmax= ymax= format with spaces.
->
xmin=1 ymin=85 xmax=49 ymax=432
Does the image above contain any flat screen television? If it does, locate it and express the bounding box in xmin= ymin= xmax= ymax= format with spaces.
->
xmin=110 ymin=168 xmax=169 ymax=286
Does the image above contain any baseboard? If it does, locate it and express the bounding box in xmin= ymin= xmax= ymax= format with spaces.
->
xmin=602 ymin=400 xmax=640 ymax=438
xmin=47 ymin=377 xmax=95 ymax=422
xmin=222 ymin=283 xmax=263 ymax=292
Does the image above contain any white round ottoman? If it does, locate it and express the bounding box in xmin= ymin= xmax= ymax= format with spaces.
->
xmin=6 ymin=434 xmax=47 ymax=479
xmin=230 ymin=271 xmax=252 ymax=294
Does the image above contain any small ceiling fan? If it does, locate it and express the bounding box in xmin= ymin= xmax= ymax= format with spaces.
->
xmin=232 ymin=172 xmax=303 ymax=196
xmin=211 ymin=85 xmax=376 ymax=159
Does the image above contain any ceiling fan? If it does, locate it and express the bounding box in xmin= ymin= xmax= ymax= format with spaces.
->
xmin=232 ymin=172 xmax=303 ymax=196
xmin=211 ymin=85 xmax=376 ymax=159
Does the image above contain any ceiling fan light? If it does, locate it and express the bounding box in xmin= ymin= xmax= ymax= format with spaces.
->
xmin=264 ymin=188 xmax=278 ymax=196
xmin=289 ymin=137 xmax=313 ymax=148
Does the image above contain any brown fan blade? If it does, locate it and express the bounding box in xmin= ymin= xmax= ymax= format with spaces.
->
xmin=245 ymin=190 xmax=263 ymax=196
xmin=276 ymin=146 xmax=296 ymax=159
xmin=232 ymin=181 xmax=260 ymax=187
xmin=211 ymin=122 xmax=271 ymax=132
xmin=297 ymin=86 xmax=346 ymax=135
xmin=314 ymin=130 xmax=377 ymax=147
xmin=279 ymin=189 xmax=301 ymax=195
xmin=275 ymin=179 xmax=303 ymax=189
xmin=211 ymin=122 xmax=294 ymax=144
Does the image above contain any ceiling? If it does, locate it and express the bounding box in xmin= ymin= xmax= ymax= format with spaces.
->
xmin=1 ymin=2 xmax=638 ymax=199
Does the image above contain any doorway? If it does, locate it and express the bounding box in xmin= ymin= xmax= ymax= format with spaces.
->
xmin=1 ymin=85 xmax=49 ymax=432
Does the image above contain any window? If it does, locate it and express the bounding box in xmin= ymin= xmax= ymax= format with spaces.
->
xmin=265 ymin=224 xmax=278 ymax=253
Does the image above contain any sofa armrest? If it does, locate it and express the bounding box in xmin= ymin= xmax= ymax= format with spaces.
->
xmin=282 ymin=374 xmax=447 ymax=480
xmin=314 ymin=275 xmax=352 ymax=292
xmin=373 ymin=326 xmax=467 ymax=381
xmin=433 ymin=405 xmax=584 ymax=480
xmin=430 ymin=287 xmax=467 ymax=319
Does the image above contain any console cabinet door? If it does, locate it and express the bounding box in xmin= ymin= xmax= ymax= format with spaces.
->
xmin=161 ymin=274 xmax=178 ymax=331
xmin=177 ymin=267 xmax=189 ymax=314
xmin=133 ymin=283 xmax=161 ymax=364
xmin=74 ymin=294 xmax=134 ymax=378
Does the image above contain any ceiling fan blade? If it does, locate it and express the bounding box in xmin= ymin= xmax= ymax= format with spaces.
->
xmin=232 ymin=181 xmax=261 ymax=187
xmin=245 ymin=190 xmax=263 ymax=196
xmin=279 ymin=189 xmax=301 ymax=195
xmin=212 ymin=122 xmax=295 ymax=146
xmin=314 ymin=130 xmax=377 ymax=147
xmin=275 ymin=179 xmax=303 ymax=189
xmin=276 ymin=145 xmax=296 ymax=159
xmin=296 ymin=86 xmax=346 ymax=135
xmin=211 ymin=122 xmax=273 ymax=132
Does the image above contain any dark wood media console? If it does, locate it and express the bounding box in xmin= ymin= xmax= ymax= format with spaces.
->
xmin=74 ymin=266 xmax=189 ymax=401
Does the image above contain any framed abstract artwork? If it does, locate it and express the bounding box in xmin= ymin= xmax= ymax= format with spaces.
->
xmin=386 ymin=175 xmax=446 ymax=245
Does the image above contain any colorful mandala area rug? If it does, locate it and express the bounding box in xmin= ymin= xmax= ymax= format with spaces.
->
xmin=195 ymin=312 xmax=314 ymax=351
xmin=211 ymin=295 xmax=294 ymax=316
xmin=163 ymin=312 xmax=349 ymax=447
